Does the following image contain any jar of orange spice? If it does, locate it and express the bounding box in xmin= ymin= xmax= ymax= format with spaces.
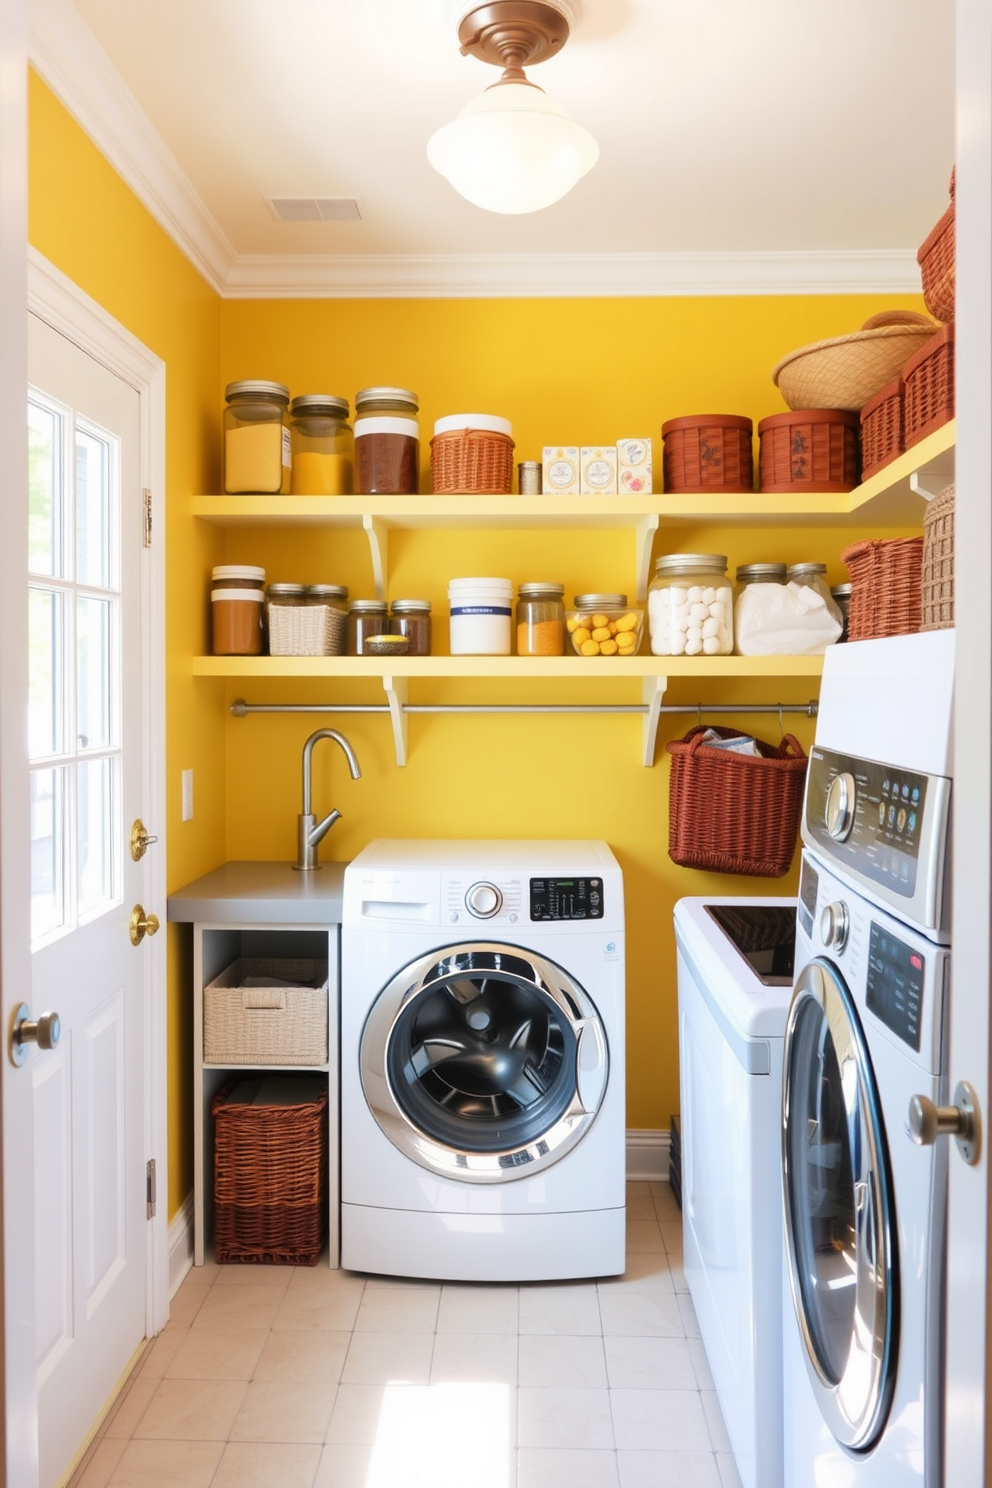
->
xmin=516 ymin=582 xmax=565 ymax=656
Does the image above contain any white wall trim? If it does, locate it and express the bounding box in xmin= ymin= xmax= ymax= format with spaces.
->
xmin=28 ymin=2 xmax=923 ymax=301
xmin=168 ymin=1196 xmax=195 ymax=1299
xmin=626 ymin=1128 xmax=672 ymax=1183
xmin=27 ymin=247 xmax=170 ymax=1340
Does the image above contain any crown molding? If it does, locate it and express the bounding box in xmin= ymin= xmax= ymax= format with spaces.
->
xmin=223 ymin=248 xmax=922 ymax=299
xmin=29 ymin=2 xmax=922 ymax=301
xmin=28 ymin=0 xmax=234 ymax=294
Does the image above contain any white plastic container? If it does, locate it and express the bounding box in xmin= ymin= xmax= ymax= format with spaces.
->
xmin=448 ymin=577 xmax=513 ymax=655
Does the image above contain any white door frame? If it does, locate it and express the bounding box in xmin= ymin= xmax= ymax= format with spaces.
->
xmin=27 ymin=247 xmax=169 ymax=1342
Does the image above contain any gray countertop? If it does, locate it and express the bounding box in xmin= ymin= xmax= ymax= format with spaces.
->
xmin=167 ymin=860 xmax=348 ymax=925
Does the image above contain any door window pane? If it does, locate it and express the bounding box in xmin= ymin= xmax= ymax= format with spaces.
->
xmin=29 ymin=586 xmax=65 ymax=758
xmin=76 ymin=595 xmax=114 ymax=753
xmin=31 ymin=767 xmax=66 ymax=940
xmin=28 ymin=400 xmax=62 ymax=578
xmin=76 ymin=428 xmax=113 ymax=590
xmin=77 ymin=757 xmax=115 ymax=919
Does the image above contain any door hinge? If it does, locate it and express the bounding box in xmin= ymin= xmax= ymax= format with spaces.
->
xmin=142 ymin=487 xmax=153 ymax=548
xmin=146 ymin=1158 xmax=157 ymax=1218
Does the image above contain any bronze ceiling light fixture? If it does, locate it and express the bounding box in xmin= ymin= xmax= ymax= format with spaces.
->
xmin=427 ymin=0 xmax=599 ymax=214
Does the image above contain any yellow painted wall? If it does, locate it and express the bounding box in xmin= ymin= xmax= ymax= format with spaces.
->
xmin=28 ymin=73 xmax=225 ymax=1216
xmin=218 ymin=296 xmax=924 ymax=1135
xmin=28 ymin=69 xmax=928 ymax=1218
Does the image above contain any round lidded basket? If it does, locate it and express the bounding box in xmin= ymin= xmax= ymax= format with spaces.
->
xmin=921 ymin=483 xmax=955 ymax=632
xmin=431 ymin=414 xmax=515 ymax=494
xmin=758 ymin=409 xmax=860 ymax=493
xmin=661 ymin=414 xmax=753 ymax=494
xmin=772 ymin=311 xmax=939 ymax=412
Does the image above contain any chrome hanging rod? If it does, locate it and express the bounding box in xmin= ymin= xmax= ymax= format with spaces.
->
xmin=231 ymin=699 xmax=818 ymax=719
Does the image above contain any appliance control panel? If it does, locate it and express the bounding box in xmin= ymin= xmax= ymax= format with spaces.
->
xmin=802 ymin=746 xmax=951 ymax=937
xmin=866 ymin=921 xmax=926 ymax=1052
xmin=445 ymin=876 xmax=524 ymax=925
xmin=530 ymin=877 xmax=604 ymax=921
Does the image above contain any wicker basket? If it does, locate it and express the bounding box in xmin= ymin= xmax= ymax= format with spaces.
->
xmin=903 ymin=323 xmax=955 ymax=447
xmin=431 ymin=428 xmax=515 ymax=493
xmin=922 ymin=483 xmax=955 ymax=631
xmin=772 ymin=311 xmax=939 ymax=412
xmin=661 ymin=415 xmax=753 ymax=493
xmin=666 ymin=725 xmax=808 ymax=877
xmin=268 ymin=604 xmax=347 ymax=657
xmin=212 ymin=1075 xmax=328 ymax=1265
xmin=204 ymin=958 xmax=329 ymax=1065
xmin=842 ymin=537 xmax=924 ymax=640
xmin=758 ymin=410 xmax=860 ymax=493
xmin=917 ymin=168 xmax=955 ymax=323
xmin=860 ymin=377 xmax=904 ymax=480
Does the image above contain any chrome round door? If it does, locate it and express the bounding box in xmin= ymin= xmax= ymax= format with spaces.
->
xmin=360 ymin=942 xmax=610 ymax=1183
xmin=782 ymin=957 xmax=898 ymax=1452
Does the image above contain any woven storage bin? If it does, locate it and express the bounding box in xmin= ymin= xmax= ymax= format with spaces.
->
xmin=204 ymin=958 xmax=329 ymax=1065
xmin=903 ymin=323 xmax=955 ymax=447
xmin=860 ymin=377 xmax=904 ymax=480
xmin=666 ymin=725 xmax=808 ymax=877
xmin=842 ymin=537 xmax=924 ymax=640
xmin=661 ymin=414 xmax=753 ymax=493
xmin=922 ymin=483 xmax=955 ymax=631
xmin=212 ymin=1075 xmax=327 ymax=1265
xmin=430 ymin=428 xmax=515 ymax=493
xmin=268 ymin=604 xmax=346 ymax=657
xmin=758 ymin=410 xmax=860 ymax=493
xmin=917 ymin=168 xmax=955 ymax=323
xmin=772 ymin=311 xmax=939 ymax=412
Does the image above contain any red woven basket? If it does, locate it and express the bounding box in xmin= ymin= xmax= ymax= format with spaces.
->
xmin=431 ymin=428 xmax=515 ymax=493
xmin=212 ymin=1076 xmax=328 ymax=1265
xmin=903 ymin=323 xmax=955 ymax=447
xmin=666 ymin=725 xmax=808 ymax=877
xmin=917 ymin=168 xmax=955 ymax=324
xmin=661 ymin=414 xmax=753 ymax=493
xmin=842 ymin=537 xmax=924 ymax=640
xmin=757 ymin=410 xmax=860 ymax=493
xmin=860 ymin=377 xmax=904 ymax=480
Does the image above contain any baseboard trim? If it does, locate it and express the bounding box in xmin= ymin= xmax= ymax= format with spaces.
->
xmin=626 ymin=1128 xmax=671 ymax=1183
xmin=168 ymin=1194 xmax=194 ymax=1298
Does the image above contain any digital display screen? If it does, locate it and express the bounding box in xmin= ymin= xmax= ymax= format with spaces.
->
xmin=530 ymin=878 xmax=603 ymax=921
xmin=806 ymin=749 xmax=928 ymax=897
xmin=866 ymin=921 xmax=924 ymax=1052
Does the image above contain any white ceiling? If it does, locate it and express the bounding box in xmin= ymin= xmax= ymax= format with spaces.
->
xmin=30 ymin=0 xmax=956 ymax=296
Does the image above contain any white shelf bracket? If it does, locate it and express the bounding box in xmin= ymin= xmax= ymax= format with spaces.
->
xmin=382 ymin=674 xmax=409 ymax=766
xmin=642 ymin=674 xmax=668 ymax=766
xmin=362 ymin=515 xmax=389 ymax=601
xmin=635 ymin=513 xmax=660 ymax=601
xmin=909 ymin=470 xmax=945 ymax=502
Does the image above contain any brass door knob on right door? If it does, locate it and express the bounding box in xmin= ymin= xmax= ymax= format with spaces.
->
xmin=129 ymin=905 xmax=160 ymax=946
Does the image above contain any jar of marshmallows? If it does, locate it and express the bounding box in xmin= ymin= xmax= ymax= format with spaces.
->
xmin=648 ymin=553 xmax=734 ymax=656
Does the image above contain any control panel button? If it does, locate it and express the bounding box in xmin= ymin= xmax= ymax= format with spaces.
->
xmin=825 ymin=772 xmax=857 ymax=840
xmin=465 ymin=882 xmax=502 ymax=918
xmin=820 ymin=900 xmax=850 ymax=953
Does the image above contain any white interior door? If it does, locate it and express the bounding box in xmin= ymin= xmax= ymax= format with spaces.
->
xmin=27 ymin=312 xmax=150 ymax=1488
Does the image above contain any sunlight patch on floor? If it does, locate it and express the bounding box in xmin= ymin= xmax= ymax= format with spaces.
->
xmin=367 ymin=1381 xmax=512 ymax=1488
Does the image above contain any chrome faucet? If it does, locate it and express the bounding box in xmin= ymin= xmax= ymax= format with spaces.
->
xmin=294 ymin=728 xmax=361 ymax=871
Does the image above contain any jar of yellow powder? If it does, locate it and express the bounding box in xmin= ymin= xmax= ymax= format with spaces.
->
xmin=223 ymin=381 xmax=291 ymax=494
xmin=289 ymin=395 xmax=354 ymax=495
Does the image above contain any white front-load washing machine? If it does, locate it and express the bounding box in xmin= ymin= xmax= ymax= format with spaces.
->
xmin=340 ymin=839 xmax=625 ymax=1282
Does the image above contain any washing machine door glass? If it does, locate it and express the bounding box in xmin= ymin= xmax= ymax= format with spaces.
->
xmin=360 ymin=942 xmax=610 ymax=1183
xmin=782 ymin=957 xmax=898 ymax=1452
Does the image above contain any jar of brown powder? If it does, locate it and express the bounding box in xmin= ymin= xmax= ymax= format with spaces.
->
xmin=354 ymin=387 xmax=420 ymax=494
xmin=211 ymin=566 xmax=266 ymax=654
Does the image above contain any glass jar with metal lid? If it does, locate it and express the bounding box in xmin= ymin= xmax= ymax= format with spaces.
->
xmin=211 ymin=565 xmax=266 ymax=655
xmin=516 ymin=582 xmax=565 ymax=657
xmin=788 ymin=563 xmax=844 ymax=627
xmin=734 ymin=563 xmax=787 ymax=656
xmin=830 ymin=583 xmax=852 ymax=643
xmin=354 ymin=387 xmax=420 ymax=494
xmin=223 ymin=380 xmax=291 ymax=494
xmin=648 ymin=553 xmax=733 ymax=656
xmin=389 ymin=598 xmax=432 ymax=656
xmin=566 ymin=593 xmax=643 ymax=658
xmin=348 ymin=598 xmax=389 ymax=655
xmin=289 ymin=395 xmax=353 ymax=495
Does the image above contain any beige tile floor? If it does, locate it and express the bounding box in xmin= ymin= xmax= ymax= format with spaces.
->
xmin=70 ymin=1182 xmax=743 ymax=1488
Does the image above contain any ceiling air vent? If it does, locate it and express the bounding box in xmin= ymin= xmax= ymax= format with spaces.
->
xmin=267 ymin=197 xmax=363 ymax=222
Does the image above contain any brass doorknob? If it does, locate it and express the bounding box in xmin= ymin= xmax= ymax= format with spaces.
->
xmin=9 ymin=1003 xmax=61 ymax=1067
xmin=129 ymin=905 xmax=160 ymax=946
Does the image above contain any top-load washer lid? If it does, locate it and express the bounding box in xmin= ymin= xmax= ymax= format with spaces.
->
xmin=674 ymin=896 xmax=797 ymax=1042
xmin=704 ymin=904 xmax=796 ymax=985
xmin=359 ymin=940 xmax=611 ymax=1183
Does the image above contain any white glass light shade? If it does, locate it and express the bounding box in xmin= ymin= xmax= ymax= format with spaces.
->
xmin=427 ymin=80 xmax=599 ymax=214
